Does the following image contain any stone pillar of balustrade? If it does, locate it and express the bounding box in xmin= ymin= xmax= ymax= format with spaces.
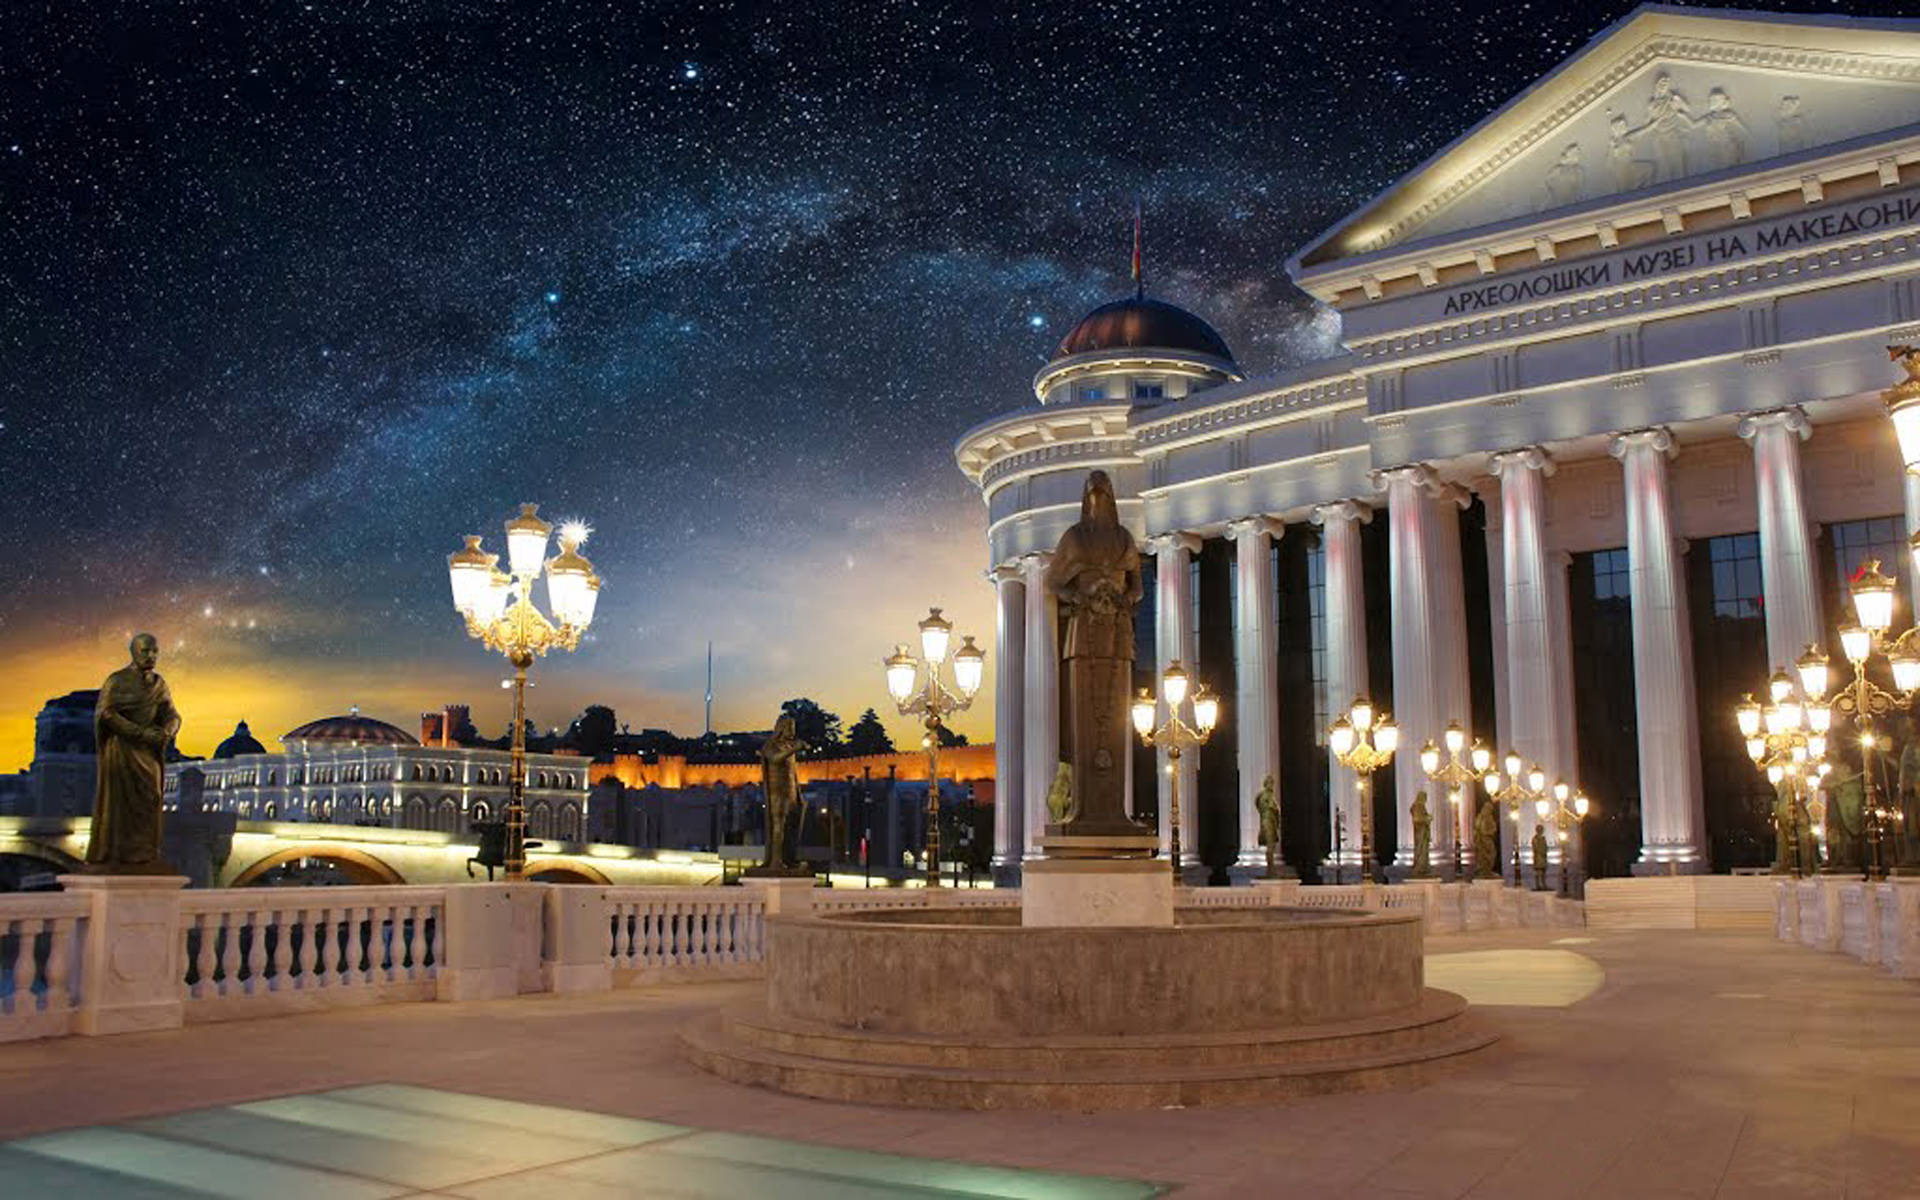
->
xmin=544 ymin=885 xmax=613 ymax=994
xmin=60 ymin=873 xmax=188 ymax=1037
xmin=439 ymin=882 xmax=539 ymax=1002
xmin=744 ymin=875 xmax=816 ymax=917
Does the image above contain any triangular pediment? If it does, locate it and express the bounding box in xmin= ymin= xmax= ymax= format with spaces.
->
xmin=1297 ymin=6 xmax=1920 ymax=268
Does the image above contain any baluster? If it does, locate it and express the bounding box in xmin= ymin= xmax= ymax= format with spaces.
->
xmin=672 ymin=900 xmax=688 ymax=967
xmin=12 ymin=918 xmax=37 ymax=1014
xmin=332 ymin=905 xmax=353 ymax=987
xmin=701 ymin=902 xmax=716 ymax=965
xmin=313 ymin=905 xmax=334 ymax=988
xmin=614 ymin=902 xmax=633 ymax=967
xmin=211 ymin=911 xmax=235 ymax=997
xmin=269 ymin=905 xmax=293 ymax=991
xmin=405 ymin=904 xmax=425 ymax=980
xmin=44 ymin=916 xmax=72 ymax=1014
xmin=193 ymin=912 xmax=216 ymax=1000
xmin=295 ymin=906 xmax=318 ymax=989
xmin=430 ymin=901 xmax=445 ymax=973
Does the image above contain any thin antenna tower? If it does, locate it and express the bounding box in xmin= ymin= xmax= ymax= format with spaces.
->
xmin=704 ymin=641 xmax=714 ymax=737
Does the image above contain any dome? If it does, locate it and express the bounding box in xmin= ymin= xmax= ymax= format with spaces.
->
xmin=213 ymin=720 xmax=266 ymax=759
xmin=1053 ymin=297 xmax=1234 ymax=365
xmin=282 ymin=709 xmax=418 ymax=747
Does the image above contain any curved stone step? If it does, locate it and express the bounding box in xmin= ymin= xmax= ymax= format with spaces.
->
xmin=725 ymin=988 xmax=1480 ymax=1072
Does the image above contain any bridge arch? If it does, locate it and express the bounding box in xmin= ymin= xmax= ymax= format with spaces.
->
xmin=526 ymin=861 xmax=609 ymax=885
xmin=229 ymin=844 xmax=406 ymax=887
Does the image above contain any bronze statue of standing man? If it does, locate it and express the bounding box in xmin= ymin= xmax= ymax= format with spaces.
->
xmin=751 ymin=713 xmax=809 ymax=875
xmin=1045 ymin=471 xmax=1145 ymax=837
xmin=87 ymin=633 xmax=181 ymax=873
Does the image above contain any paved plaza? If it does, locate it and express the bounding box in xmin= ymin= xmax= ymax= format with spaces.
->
xmin=1 ymin=927 xmax=1916 ymax=1198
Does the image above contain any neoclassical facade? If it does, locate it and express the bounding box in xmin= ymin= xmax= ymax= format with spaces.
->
xmin=162 ymin=711 xmax=590 ymax=842
xmin=959 ymin=6 xmax=1920 ymax=881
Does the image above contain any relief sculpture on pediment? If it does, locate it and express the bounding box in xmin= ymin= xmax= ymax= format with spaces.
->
xmin=1776 ymin=95 xmax=1811 ymax=155
xmin=1700 ymin=87 xmax=1750 ymax=170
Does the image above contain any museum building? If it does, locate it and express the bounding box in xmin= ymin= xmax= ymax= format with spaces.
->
xmin=958 ymin=6 xmax=1920 ymax=881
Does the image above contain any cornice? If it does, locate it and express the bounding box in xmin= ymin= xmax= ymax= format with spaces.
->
xmin=978 ymin=437 xmax=1138 ymax=493
xmin=1132 ymin=376 xmax=1366 ymax=452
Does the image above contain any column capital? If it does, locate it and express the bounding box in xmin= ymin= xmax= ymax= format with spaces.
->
xmin=1370 ymin=463 xmax=1470 ymax=508
xmin=1609 ymin=426 xmax=1676 ymax=460
xmin=1224 ymin=515 xmax=1285 ymax=542
xmin=988 ymin=560 xmax=1026 ymax=585
xmin=1735 ymin=406 xmax=1811 ymax=443
xmin=1310 ymin=499 xmax=1373 ymax=527
xmin=1146 ymin=531 xmax=1204 ymax=558
xmin=1017 ymin=549 xmax=1052 ymax=582
xmin=1490 ymin=445 xmax=1556 ymax=477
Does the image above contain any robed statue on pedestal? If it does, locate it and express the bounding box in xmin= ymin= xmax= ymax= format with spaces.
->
xmin=87 ymin=633 xmax=182 ymax=873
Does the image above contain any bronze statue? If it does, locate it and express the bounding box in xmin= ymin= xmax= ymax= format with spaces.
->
xmin=1044 ymin=471 xmax=1144 ymax=837
xmin=1472 ymin=797 xmax=1500 ymax=879
xmin=1410 ymin=791 xmax=1433 ymax=879
xmin=1530 ymin=823 xmax=1550 ymax=890
xmin=750 ymin=714 xmax=808 ymax=875
xmin=1254 ymin=775 xmax=1280 ymax=878
xmin=87 ymin=633 xmax=182 ymax=873
xmin=1045 ymin=763 xmax=1075 ymax=825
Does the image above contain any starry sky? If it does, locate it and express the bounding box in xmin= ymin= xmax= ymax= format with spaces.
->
xmin=4 ymin=0 xmax=1909 ymax=770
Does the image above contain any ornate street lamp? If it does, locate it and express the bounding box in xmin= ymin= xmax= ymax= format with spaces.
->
xmin=1418 ymin=722 xmax=1492 ymax=882
xmin=885 ymin=607 xmax=984 ymax=888
xmin=1482 ymin=753 xmax=1549 ymax=887
xmin=1131 ymin=661 xmax=1220 ymax=881
xmin=1825 ymin=562 xmax=1920 ymax=877
xmin=1736 ymin=659 xmax=1832 ymax=878
xmin=1534 ymin=784 xmax=1594 ymax=898
xmin=1327 ymin=697 xmax=1398 ymax=887
xmin=446 ymin=505 xmax=600 ymax=880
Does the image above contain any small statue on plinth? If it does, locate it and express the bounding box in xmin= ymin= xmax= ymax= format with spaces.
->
xmin=1045 ymin=762 xmax=1075 ymax=825
xmin=1410 ymin=790 xmax=1433 ymax=879
xmin=1822 ymin=768 xmax=1864 ymax=874
xmin=87 ymin=633 xmax=182 ymax=874
xmin=1530 ymin=823 xmax=1550 ymax=890
xmin=747 ymin=714 xmax=810 ymax=876
xmin=1044 ymin=471 xmax=1145 ymax=839
xmin=1254 ymin=774 xmax=1281 ymax=878
xmin=1472 ymin=796 xmax=1500 ymax=879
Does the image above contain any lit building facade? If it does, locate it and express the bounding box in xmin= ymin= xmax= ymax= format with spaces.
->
xmin=959 ymin=7 xmax=1920 ymax=880
xmin=163 ymin=710 xmax=590 ymax=841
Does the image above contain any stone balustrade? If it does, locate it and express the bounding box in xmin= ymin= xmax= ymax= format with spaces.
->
xmin=0 ymin=876 xmax=1585 ymax=1046
xmin=1777 ymin=877 xmax=1920 ymax=979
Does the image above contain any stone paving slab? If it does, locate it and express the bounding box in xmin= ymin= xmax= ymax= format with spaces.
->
xmin=0 ymin=928 xmax=1914 ymax=1197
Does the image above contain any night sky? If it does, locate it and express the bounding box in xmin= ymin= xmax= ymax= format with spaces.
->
xmin=4 ymin=0 xmax=1906 ymax=769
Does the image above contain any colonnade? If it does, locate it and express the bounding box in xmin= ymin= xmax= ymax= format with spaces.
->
xmin=990 ymin=410 xmax=1837 ymax=879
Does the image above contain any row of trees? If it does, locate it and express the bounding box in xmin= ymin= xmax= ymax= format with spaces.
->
xmin=509 ymin=699 xmax=970 ymax=761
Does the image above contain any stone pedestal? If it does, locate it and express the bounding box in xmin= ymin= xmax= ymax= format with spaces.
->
xmin=438 ymin=883 xmax=539 ymax=1002
xmin=59 ymin=874 xmax=188 ymax=1037
xmin=1023 ymin=854 xmax=1172 ymax=927
xmin=543 ymin=886 xmax=613 ymax=994
xmin=744 ymin=876 xmax=816 ymax=917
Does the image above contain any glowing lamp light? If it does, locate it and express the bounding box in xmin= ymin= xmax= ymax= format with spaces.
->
xmin=951 ymin=636 xmax=985 ymax=698
xmin=505 ymin=503 xmax=552 ymax=580
xmin=1192 ymin=687 xmax=1221 ymax=735
xmin=1893 ymin=647 xmax=1920 ymax=695
xmin=481 ymin=567 xmax=513 ymax=624
xmin=884 ymin=645 xmax=917 ymax=703
xmin=1851 ymin=561 xmax=1896 ymax=633
xmin=1796 ymin=646 xmax=1830 ymax=699
xmin=578 ymin=575 xmax=601 ymax=628
xmin=1328 ymin=716 xmax=1355 ymax=758
xmin=1470 ymin=742 xmax=1492 ymax=774
xmin=545 ymin=537 xmax=596 ymax=629
xmin=1807 ymin=703 xmax=1832 ymax=734
xmin=1574 ymin=793 xmax=1591 ymax=818
xmin=1349 ymin=697 xmax=1374 ymax=732
xmin=1808 ymin=733 xmax=1827 ymax=761
xmin=1132 ymin=690 xmax=1158 ymax=737
xmin=918 ymin=607 xmax=954 ymax=664
xmin=1162 ymin=661 xmax=1190 ymax=708
xmin=1745 ymin=736 xmax=1766 ymax=762
xmin=1778 ymin=697 xmax=1803 ymax=731
xmin=1373 ymin=720 xmax=1398 ymax=756
xmin=1504 ymin=752 xmax=1523 ymax=781
xmin=1484 ymin=772 xmax=1502 ymax=793
xmin=1840 ymin=624 xmax=1872 ymax=664
xmin=1535 ymin=797 xmax=1550 ymax=820
xmin=1767 ymin=763 xmax=1785 ymax=785
xmin=1553 ymin=780 xmax=1570 ymax=803
xmin=1736 ymin=695 xmax=1763 ymax=739
xmin=1527 ymin=764 xmax=1546 ymax=793
xmin=447 ymin=535 xmax=494 ymax=615
xmin=1890 ymin=390 xmax=1920 ymax=473
xmin=1419 ymin=741 xmax=1441 ymax=776
xmin=1444 ymin=722 xmax=1466 ymax=756
xmin=1764 ymin=705 xmax=1787 ymax=736
xmin=1767 ymin=671 xmax=1794 ymax=705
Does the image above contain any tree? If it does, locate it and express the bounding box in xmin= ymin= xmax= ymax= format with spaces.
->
xmin=779 ymin=698 xmax=843 ymax=757
xmin=935 ymin=725 xmax=969 ymax=748
xmin=565 ymin=705 xmax=618 ymax=757
xmin=845 ymin=708 xmax=894 ymax=756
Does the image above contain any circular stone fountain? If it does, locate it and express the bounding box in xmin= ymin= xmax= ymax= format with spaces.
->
xmin=682 ymin=904 xmax=1495 ymax=1110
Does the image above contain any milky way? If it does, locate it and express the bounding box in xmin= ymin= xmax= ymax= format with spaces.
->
xmin=3 ymin=0 xmax=1907 ymax=764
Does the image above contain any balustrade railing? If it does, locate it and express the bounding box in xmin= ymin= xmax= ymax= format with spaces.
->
xmin=179 ymin=887 xmax=444 ymax=1016
xmin=606 ymin=887 xmax=762 ymax=974
xmin=0 ymin=893 xmax=87 ymax=1043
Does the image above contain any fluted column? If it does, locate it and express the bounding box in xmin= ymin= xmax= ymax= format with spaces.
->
xmin=1492 ymin=448 xmax=1562 ymax=776
xmin=1738 ymin=408 xmax=1823 ymax=673
xmin=1546 ymin=550 xmax=1579 ymax=796
xmin=1020 ymin=551 xmax=1057 ymax=859
xmin=1149 ymin=532 xmax=1202 ymax=860
xmin=1312 ymin=501 xmax=1371 ymax=874
xmin=990 ymin=562 xmax=1026 ymax=868
xmin=1374 ymin=465 xmax=1472 ymax=866
xmin=1610 ymin=428 xmax=1707 ymax=871
xmin=1227 ymin=516 xmax=1285 ymax=870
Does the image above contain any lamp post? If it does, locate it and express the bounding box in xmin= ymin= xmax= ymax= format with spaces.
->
xmin=885 ymin=607 xmax=985 ymax=889
xmin=1826 ymin=562 xmax=1920 ymax=878
xmin=446 ymin=504 xmax=601 ymax=881
xmin=1533 ymin=784 xmax=1593 ymax=898
xmin=1736 ymin=656 xmax=1833 ymax=879
xmin=1482 ymin=754 xmax=1549 ymax=887
xmin=1327 ymin=697 xmax=1398 ymax=887
xmin=1131 ymin=661 xmax=1221 ymax=882
xmin=1418 ymin=722 xmax=1492 ymax=882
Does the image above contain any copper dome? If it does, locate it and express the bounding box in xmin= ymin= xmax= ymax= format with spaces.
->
xmin=282 ymin=712 xmax=418 ymax=747
xmin=1053 ymin=297 xmax=1234 ymax=364
xmin=213 ymin=720 xmax=266 ymax=759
